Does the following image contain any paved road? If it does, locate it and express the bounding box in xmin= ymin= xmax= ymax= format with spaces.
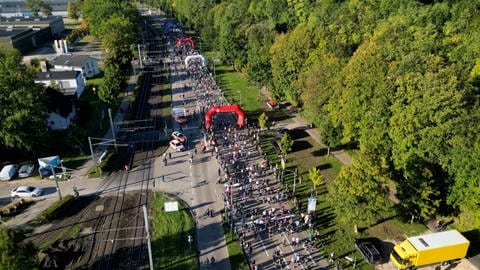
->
xmin=157 ymin=54 xmax=231 ymax=268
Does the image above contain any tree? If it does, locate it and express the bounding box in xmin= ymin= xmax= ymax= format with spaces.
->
xmin=278 ymin=133 xmax=293 ymax=156
xmin=0 ymin=48 xmax=48 ymax=153
xmin=99 ymin=64 xmax=123 ymax=105
xmin=270 ymin=23 xmax=315 ymax=104
xmin=66 ymin=124 xmax=87 ymax=155
xmin=81 ymin=0 xmax=137 ymax=38
xmin=308 ymin=167 xmax=323 ymax=190
xmin=258 ymin=112 xmax=269 ymax=129
xmin=215 ymin=2 xmax=248 ymax=70
xmin=67 ymin=1 xmax=80 ymax=20
xmin=327 ymin=157 xmax=393 ymax=228
xmin=246 ymin=22 xmax=274 ymax=84
xmin=0 ymin=225 xmax=38 ymax=269
xmin=315 ymin=116 xmax=341 ymax=156
xmin=24 ymin=0 xmax=42 ymax=16
xmin=41 ymin=2 xmax=53 ymax=16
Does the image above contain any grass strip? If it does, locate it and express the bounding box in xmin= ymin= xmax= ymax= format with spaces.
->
xmin=150 ymin=193 xmax=196 ymax=270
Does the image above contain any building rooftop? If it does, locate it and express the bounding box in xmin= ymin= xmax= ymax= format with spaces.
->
xmin=0 ymin=27 xmax=30 ymax=37
xmin=36 ymin=70 xmax=80 ymax=81
xmin=51 ymin=54 xmax=93 ymax=67
xmin=0 ymin=15 xmax=62 ymax=23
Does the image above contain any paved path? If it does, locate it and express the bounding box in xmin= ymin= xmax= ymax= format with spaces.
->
xmin=260 ymin=88 xmax=352 ymax=166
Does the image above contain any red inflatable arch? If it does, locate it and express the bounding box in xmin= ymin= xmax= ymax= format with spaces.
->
xmin=204 ymin=104 xmax=246 ymax=129
xmin=176 ymin=37 xmax=195 ymax=49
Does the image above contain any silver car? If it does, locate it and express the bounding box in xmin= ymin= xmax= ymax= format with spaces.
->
xmin=18 ymin=164 xmax=35 ymax=178
xmin=11 ymin=186 xmax=44 ymax=198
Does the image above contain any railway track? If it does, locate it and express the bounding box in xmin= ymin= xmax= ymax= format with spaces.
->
xmin=85 ymin=12 xmax=165 ymax=269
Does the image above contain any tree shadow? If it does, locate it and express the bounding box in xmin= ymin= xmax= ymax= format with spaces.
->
xmin=311 ymin=148 xmax=328 ymax=157
xmin=464 ymin=229 xmax=480 ymax=256
xmin=292 ymin=140 xmax=312 ymax=152
xmin=288 ymin=129 xmax=309 ymax=140
xmin=317 ymin=163 xmax=332 ymax=171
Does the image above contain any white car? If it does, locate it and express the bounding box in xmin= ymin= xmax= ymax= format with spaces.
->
xmin=11 ymin=186 xmax=44 ymax=198
xmin=171 ymin=131 xmax=187 ymax=144
xmin=170 ymin=139 xmax=186 ymax=151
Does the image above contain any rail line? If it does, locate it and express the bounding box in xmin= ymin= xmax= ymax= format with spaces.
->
xmin=90 ymin=12 xmax=164 ymax=269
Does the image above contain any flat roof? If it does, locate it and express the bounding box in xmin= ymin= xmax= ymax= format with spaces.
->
xmin=410 ymin=230 xmax=469 ymax=250
xmin=0 ymin=16 xmax=62 ymax=23
xmin=36 ymin=70 xmax=80 ymax=80
xmin=51 ymin=54 xmax=94 ymax=67
xmin=0 ymin=27 xmax=30 ymax=37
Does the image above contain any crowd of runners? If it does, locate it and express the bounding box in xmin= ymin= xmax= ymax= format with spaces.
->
xmin=162 ymin=25 xmax=328 ymax=268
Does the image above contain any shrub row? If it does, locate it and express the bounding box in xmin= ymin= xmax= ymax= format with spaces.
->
xmin=33 ymin=195 xmax=75 ymax=223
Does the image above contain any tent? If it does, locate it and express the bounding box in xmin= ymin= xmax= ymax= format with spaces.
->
xmin=38 ymin=155 xmax=62 ymax=178
xmin=184 ymin=54 xmax=206 ymax=68
xmin=38 ymin=155 xmax=61 ymax=169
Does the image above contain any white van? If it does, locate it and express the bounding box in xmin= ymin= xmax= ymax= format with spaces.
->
xmin=0 ymin=164 xmax=18 ymax=181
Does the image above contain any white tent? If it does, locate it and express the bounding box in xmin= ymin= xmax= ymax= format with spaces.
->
xmin=184 ymin=54 xmax=206 ymax=69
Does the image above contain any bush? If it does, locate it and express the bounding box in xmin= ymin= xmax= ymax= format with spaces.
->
xmin=33 ymin=195 xmax=75 ymax=223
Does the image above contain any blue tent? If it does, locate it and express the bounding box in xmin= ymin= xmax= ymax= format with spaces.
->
xmin=37 ymin=156 xmax=61 ymax=179
xmin=38 ymin=155 xmax=61 ymax=169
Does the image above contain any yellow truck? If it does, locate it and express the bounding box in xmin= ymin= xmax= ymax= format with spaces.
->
xmin=390 ymin=230 xmax=470 ymax=270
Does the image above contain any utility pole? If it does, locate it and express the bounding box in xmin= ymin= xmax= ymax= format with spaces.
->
xmin=108 ymin=108 xmax=117 ymax=152
xmin=138 ymin=44 xmax=143 ymax=68
xmin=88 ymin=136 xmax=95 ymax=165
xmin=143 ymin=205 xmax=154 ymax=270
xmin=50 ymin=166 xmax=62 ymax=200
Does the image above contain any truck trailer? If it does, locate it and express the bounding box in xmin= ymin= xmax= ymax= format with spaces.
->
xmin=390 ymin=230 xmax=469 ymax=270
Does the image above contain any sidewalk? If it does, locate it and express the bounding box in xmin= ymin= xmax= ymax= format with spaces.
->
xmin=281 ymin=112 xmax=352 ymax=165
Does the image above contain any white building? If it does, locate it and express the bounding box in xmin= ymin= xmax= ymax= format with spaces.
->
xmin=51 ymin=54 xmax=100 ymax=79
xmin=35 ymin=70 xmax=85 ymax=98
xmin=44 ymin=87 xmax=76 ymax=130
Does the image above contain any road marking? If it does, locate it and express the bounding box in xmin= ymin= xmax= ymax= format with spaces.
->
xmin=258 ymin=235 xmax=269 ymax=256
xmin=282 ymin=233 xmax=305 ymax=270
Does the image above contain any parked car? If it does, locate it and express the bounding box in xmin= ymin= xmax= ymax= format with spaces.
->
xmin=0 ymin=164 xmax=18 ymax=181
xmin=355 ymin=239 xmax=382 ymax=264
xmin=170 ymin=139 xmax=186 ymax=151
xmin=11 ymin=186 xmax=44 ymax=198
xmin=171 ymin=131 xmax=187 ymax=144
xmin=18 ymin=164 xmax=35 ymax=178
xmin=39 ymin=167 xmax=52 ymax=179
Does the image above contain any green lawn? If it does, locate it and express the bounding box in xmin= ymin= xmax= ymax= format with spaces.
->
xmin=214 ymin=64 xmax=264 ymax=119
xmin=223 ymin=224 xmax=249 ymax=270
xmin=150 ymin=193 xmax=197 ymax=270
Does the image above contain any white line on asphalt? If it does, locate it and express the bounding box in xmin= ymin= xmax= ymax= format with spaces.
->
xmin=282 ymin=233 xmax=305 ymax=270
xmin=258 ymin=236 xmax=270 ymax=256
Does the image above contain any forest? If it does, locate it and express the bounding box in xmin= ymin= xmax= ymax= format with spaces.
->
xmin=145 ymin=0 xmax=480 ymax=230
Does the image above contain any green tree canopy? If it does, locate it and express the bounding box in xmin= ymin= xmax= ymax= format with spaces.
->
xmin=258 ymin=112 xmax=269 ymax=129
xmin=67 ymin=1 xmax=80 ymax=20
xmin=0 ymin=225 xmax=38 ymax=269
xmin=24 ymin=0 xmax=42 ymax=16
xmin=308 ymin=167 xmax=324 ymax=190
xmin=0 ymin=48 xmax=47 ymax=153
xmin=278 ymin=133 xmax=293 ymax=156
xmin=327 ymin=156 xmax=393 ymax=227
